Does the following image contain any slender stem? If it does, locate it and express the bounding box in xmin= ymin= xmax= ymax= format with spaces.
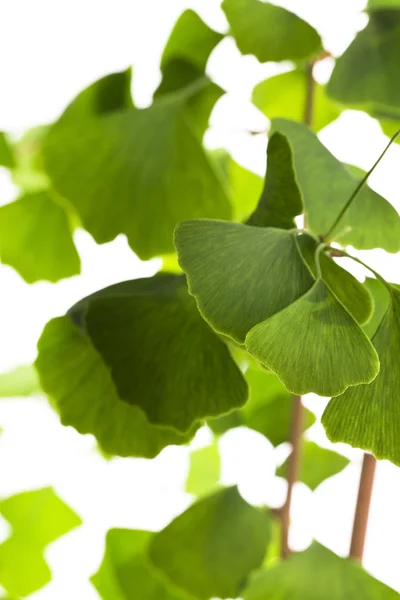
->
xmin=303 ymin=62 xmax=316 ymax=128
xmin=324 ymin=130 xmax=400 ymax=240
xmin=349 ymin=453 xmax=377 ymax=561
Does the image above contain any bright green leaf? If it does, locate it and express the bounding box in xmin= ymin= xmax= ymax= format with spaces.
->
xmin=0 ymin=365 xmax=41 ymax=397
xmin=222 ymin=0 xmax=321 ymax=63
xmin=11 ymin=126 xmax=51 ymax=192
xmin=323 ymin=285 xmax=400 ymax=465
xmin=246 ymin=279 xmax=380 ymax=396
xmin=253 ymin=69 xmax=340 ymax=131
xmin=368 ymin=0 xmax=400 ymax=8
xmin=186 ymin=442 xmax=221 ymax=497
xmin=243 ymin=542 xmax=400 ymax=599
xmin=175 ymin=220 xmax=314 ymax=343
xmin=0 ymin=133 xmax=15 ymax=168
xmin=149 ymin=486 xmax=272 ymax=600
xmin=247 ymin=132 xmax=303 ymax=229
xmin=327 ymin=11 xmax=400 ymax=113
xmin=272 ymin=118 xmax=400 ymax=252
xmin=35 ymin=315 xmax=197 ymax=458
xmin=297 ymin=234 xmax=373 ymax=324
xmin=92 ymin=529 xmax=191 ymax=600
xmin=277 ymin=441 xmax=350 ymax=490
xmin=0 ymin=191 xmax=80 ymax=283
xmin=79 ymin=274 xmax=247 ymax=432
xmin=0 ymin=488 xmax=81 ymax=597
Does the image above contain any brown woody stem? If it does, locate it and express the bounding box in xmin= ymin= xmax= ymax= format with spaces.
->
xmin=349 ymin=453 xmax=377 ymax=561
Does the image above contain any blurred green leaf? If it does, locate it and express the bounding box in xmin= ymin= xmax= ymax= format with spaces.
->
xmin=186 ymin=442 xmax=221 ymax=497
xmin=92 ymin=529 xmax=191 ymax=600
xmin=43 ymin=72 xmax=231 ymax=261
xmin=209 ymin=368 xmax=316 ymax=446
xmin=297 ymin=234 xmax=373 ymax=325
xmin=175 ymin=221 xmax=314 ymax=344
xmin=76 ymin=274 xmax=247 ymax=432
xmin=368 ymin=0 xmax=400 ymax=7
xmin=0 ymin=365 xmax=41 ymax=397
xmin=243 ymin=542 xmax=400 ymax=599
xmin=246 ymin=278 xmax=379 ymax=396
xmin=222 ymin=0 xmax=321 ymax=63
xmin=149 ymin=486 xmax=272 ymax=600
xmin=253 ymin=69 xmax=340 ymax=131
xmin=0 ymin=487 xmax=81 ymax=597
xmin=327 ymin=11 xmax=400 ymax=113
xmin=11 ymin=126 xmax=50 ymax=192
xmin=323 ymin=285 xmax=400 ymax=466
xmin=0 ymin=133 xmax=15 ymax=169
xmin=0 ymin=191 xmax=80 ymax=283
xmin=35 ymin=315 xmax=197 ymax=458
xmin=247 ymin=132 xmax=303 ymax=229
xmin=277 ymin=441 xmax=350 ymax=490
xmin=272 ymin=118 xmax=400 ymax=252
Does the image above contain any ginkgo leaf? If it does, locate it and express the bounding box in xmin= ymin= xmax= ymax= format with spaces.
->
xmin=246 ymin=279 xmax=380 ymax=396
xmin=0 ymin=133 xmax=14 ymax=168
xmin=247 ymin=132 xmax=303 ymax=229
xmin=323 ymin=285 xmax=400 ymax=465
xmin=0 ymin=365 xmax=41 ymax=397
xmin=297 ymin=234 xmax=373 ymax=324
xmin=35 ymin=316 xmax=197 ymax=458
xmin=175 ymin=220 xmax=314 ymax=343
xmin=43 ymin=73 xmax=231 ymax=261
xmin=78 ymin=274 xmax=247 ymax=432
xmin=243 ymin=542 xmax=400 ymax=599
xmin=362 ymin=277 xmax=391 ymax=338
xmin=209 ymin=368 xmax=316 ymax=446
xmin=222 ymin=0 xmax=321 ymax=63
xmin=327 ymin=11 xmax=400 ymax=113
xmin=149 ymin=486 xmax=272 ymax=600
xmin=186 ymin=442 xmax=221 ymax=497
xmin=92 ymin=529 xmax=191 ymax=600
xmin=0 ymin=488 xmax=81 ymax=597
xmin=277 ymin=441 xmax=350 ymax=490
xmin=253 ymin=69 xmax=340 ymax=132
xmin=0 ymin=191 xmax=80 ymax=283
xmin=272 ymin=118 xmax=400 ymax=252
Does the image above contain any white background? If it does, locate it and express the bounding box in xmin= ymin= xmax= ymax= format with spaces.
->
xmin=0 ymin=0 xmax=400 ymax=597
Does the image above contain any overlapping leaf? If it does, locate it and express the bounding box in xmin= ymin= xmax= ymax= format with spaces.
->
xmin=253 ymin=69 xmax=340 ymax=131
xmin=0 ymin=191 xmax=80 ymax=283
xmin=175 ymin=220 xmax=314 ymax=343
xmin=246 ymin=278 xmax=379 ymax=396
xmin=92 ymin=529 xmax=191 ymax=600
xmin=247 ymin=132 xmax=303 ymax=229
xmin=243 ymin=542 xmax=400 ymax=599
xmin=149 ymin=486 xmax=272 ymax=600
xmin=35 ymin=315 xmax=197 ymax=458
xmin=277 ymin=441 xmax=350 ymax=490
xmin=186 ymin=442 xmax=221 ymax=497
xmin=0 ymin=488 xmax=81 ymax=597
xmin=0 ymin=365 xmax=41 ymax=397
xmin=272 ymin=118 xmax=400 ymax=252
xmin=222 ymin=0 xmax=321 ymax=63
xmin=323 ymin=284 xmax=400 ymax=465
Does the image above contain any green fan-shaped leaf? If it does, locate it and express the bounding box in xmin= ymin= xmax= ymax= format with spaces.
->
xmin=243 ymin=542 xmax=399 ymax=599
xmin=0 ymin=133 xmax=14 ymax=168
xmin=79 ymin=274 xmax=247 ymax=432
xmin=149 ymin=486 xmax=272 ymax=600
xmin=175 ymin=220 xmax=314 ymax=343
xmin=323 ymin=285 xmax=400 ymax=465
xmin=327 ymin=11 xmax=400 ymax=113
xmin=43 ymin=72 xmax=231 ymax=260
xmin=186 ymin=442 xmax=221 ymax=497
xmin=0 ymin=191 xmax=80 ymax=283
xmin=247 ymin=132 xmax=303 ymax=229
xmin=272 ymin=118 xmax=400 ymax=252
xmin=253 ymin=69 xmax=340 ymax=131
xmin=277 ymin=441 xmax=349 ymax=490
xmin=92 ymin=529 xmax=191 ymax=600
xmin=0 ymin=365 xmax=41 ymax=397
xmin=246 ymin=279 xmax=379 ymax=396
xmin=297 ymin=234 xmax=373 ymax=324
xmin=209 ymin=369 xmax=316 ymax=445
xmin=0 ymin=488 xmax=81 ymax=597
xmin=36 ymin=316 xmax=197 ymax=458
xmin=222 ymin=0 xmax=321 ymax=63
